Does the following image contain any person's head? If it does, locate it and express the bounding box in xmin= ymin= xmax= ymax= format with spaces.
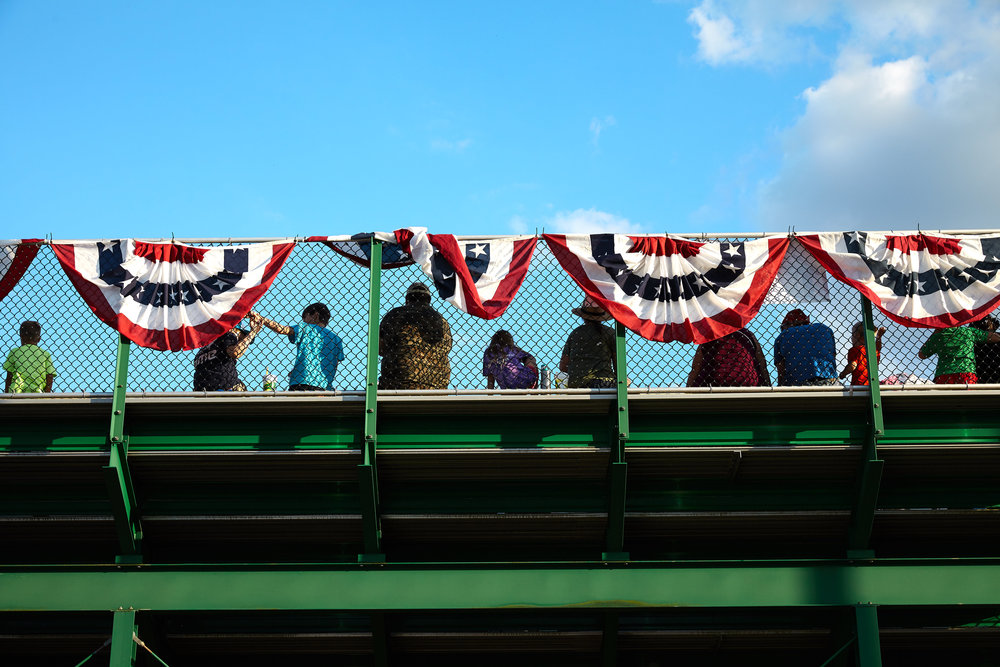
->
xmin=781 ymin=309 xmax=810 ymax=331
xmin=488 ymin=330 xmax=514 ymax=354
xmin=19 ymin=321 xmax=41 ymax=345
xmin=970 ymin=314 xmax=999 ymax=333
xmin=405 ymin=282 xmax=432 ymax=306
xmin=572 ymin=295 xmax=612 ymax=323
xmin=302 ymin=302 xmax=331 ymax=326
xmin=852 ymin=322 xmax=865 ymax=346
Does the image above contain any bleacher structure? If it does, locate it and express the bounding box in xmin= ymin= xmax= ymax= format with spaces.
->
xmin=2 ymin=235 xmax=1000 ymax=666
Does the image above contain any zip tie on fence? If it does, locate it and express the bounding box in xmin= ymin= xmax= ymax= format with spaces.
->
xmin=71 ymin=637 xmax=111 ymax=667
xmin=134 ymin=633 xmax=172 ymax=667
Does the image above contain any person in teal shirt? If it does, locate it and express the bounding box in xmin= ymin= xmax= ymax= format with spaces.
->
xmin=254 ymin=303 xmax=345 ymax=391
xmin=4 ymin=320 xmax=56 ymax=393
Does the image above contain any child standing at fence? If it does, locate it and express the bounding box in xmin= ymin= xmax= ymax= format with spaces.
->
xmin=3 ymin=321 xmax=56 ymax=393
xmin=253 ymin=303 xmax=345 ymax=391
xmin=483 ymin=330 xmax=538 ymax=389
xmin=839 ymin=322 xmax=886 ymax=386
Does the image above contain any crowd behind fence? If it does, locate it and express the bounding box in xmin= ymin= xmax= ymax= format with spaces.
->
xmin=2 ymin=237 xmax=996 ymax=394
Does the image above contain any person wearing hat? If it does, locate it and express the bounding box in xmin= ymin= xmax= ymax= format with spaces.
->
xmin=559 ymin=294 xmax=617 ymax=389
xmin=378 ymin=282 xmax=452 ymax=389
xmin=193 ymin=317 xmax=263 ymax=391
xmin=773 ymin=308 xmax=837 ymax=386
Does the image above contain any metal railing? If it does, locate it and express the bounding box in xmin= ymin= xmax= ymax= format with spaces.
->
xmin=2 ymin=235 xmax=995 ymax=394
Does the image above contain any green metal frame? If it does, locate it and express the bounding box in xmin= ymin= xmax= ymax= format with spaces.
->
xmin=109 ymin=609 xmax=137 ymax=667
xmin=103 ymin=335 xmax=142 ymax=560
xmin=848 ymin=296 xmax=885 ymax=556
xmin=359 ymin=239 xmax=384 ymax=562
xmin=4 ymin=562 xmax=1000 ymax=610
xmin=603 ymin=321 xmax=630 ymax=561
xmin=854 ymin=604 xmax=883 ymax=666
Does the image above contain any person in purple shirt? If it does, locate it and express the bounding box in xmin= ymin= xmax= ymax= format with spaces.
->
xmin=483 ymin=330 xmax=538 ymax=389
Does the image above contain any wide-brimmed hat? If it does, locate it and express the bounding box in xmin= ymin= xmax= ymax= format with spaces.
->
xmin=572 ymin=295 xmax=612 ymax=321
xmin=781 ymin=308 xmax=810 ymax=329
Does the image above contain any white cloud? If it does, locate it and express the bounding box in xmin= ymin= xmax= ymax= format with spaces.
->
xmin=589 ymin=115 xmax=616 ymax=146
xmin=430 ymin=137 xmax=472 ymax=153
xmin=548 ymin=208 xmax=647 ymax=234
xmin=686 ymin=0 xmax=1000 ymax=231
xmin=508 ymin=214 xmax=529 ymax=234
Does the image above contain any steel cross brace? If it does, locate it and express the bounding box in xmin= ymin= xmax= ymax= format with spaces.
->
xmin=848 ymin=297 xmax=885 ymax=556
xmin=359 ymin=238 xmax=385 ymax=563
xmin=103 ymin=335 xmax=142 ymax=560
xmin=603 ymin=321 xmax=630 ymax=561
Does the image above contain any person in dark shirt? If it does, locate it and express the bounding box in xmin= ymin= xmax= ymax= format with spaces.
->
xmin=193 ymin=319 xmax=261 ymax=391
xmin=560 ymin=295 xmax=616 ymax=389
xmin=379 ymin=282 xmax=452 ymax=389
xmin=971 ymin=315 xmax=1000 ymax=384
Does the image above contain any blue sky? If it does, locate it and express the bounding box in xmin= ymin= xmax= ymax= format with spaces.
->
xmin=2 ymin=1 xmax=998 ymax=240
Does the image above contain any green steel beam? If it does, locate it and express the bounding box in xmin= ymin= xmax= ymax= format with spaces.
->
xmin=604 ymin=322 xmax=629 ymax=561
xmin=103 ymin=335 xmax=142 ymax=558
xmin=854 ymin=604 xmax=882 ymax=666
xmin=848 ymin=297 xmax=885 ymax=554
xmin=360 ymin=238 xmax=384 ymax=561
xmin=109 ymin=609 xmax=137 ymax=667
xmin=5 ymin=563 xmax=1000 ymax=611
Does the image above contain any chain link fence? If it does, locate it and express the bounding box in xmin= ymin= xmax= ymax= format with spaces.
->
xmin=2 ymin=237 xmax=994 ymax=393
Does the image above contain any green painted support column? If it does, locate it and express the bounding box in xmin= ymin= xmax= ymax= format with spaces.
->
xmin=109 ymin=609 xmax=137 ymax=667
xmin=359 ymin=239 xmax=385 ymax=562
xmin=103 ymin=334 xmax=142 ymax=560
xmin=371 ymin=612 xmax=388 ymax=667
xmin=848 ymin=296 xmax=885 ymax=556
xmin=854 ymin=604 xmax=883 ymax=666
xmin=601 ymin=611 xmax=619 ymax=667
xmin=603 ymin=321 xmax=629 ymax=561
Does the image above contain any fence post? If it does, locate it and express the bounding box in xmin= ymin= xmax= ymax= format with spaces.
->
xmin=848 ymin=296 xmax=885 ymax=556
xmin=603 ymin=321 xmax=630 ymax=561
xmin=103 ymin=333 xmax=142 ymax=561
xmin=359 ymin=238 xmax=384 ymax=562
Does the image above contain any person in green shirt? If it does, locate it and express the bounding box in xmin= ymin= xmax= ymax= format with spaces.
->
xmin=918 ymin=323 xmax=1000 ymax=384
xmin=4 ymin=321 xmax=57 ymax=393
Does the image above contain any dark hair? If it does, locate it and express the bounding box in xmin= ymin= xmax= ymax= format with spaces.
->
xmin=970 ymin=315 xmax=998 ymax=332
xmin=302 ymin=302 xmax=330 ymax=324
xmin=487 ymin=330 xmax=514 ymax=356
xmin=19 ymin=321 xmax=41 ymax=340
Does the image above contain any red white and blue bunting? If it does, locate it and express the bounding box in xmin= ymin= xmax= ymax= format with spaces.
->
xmin=391 ymin=228 xmax=537 ymax=320
xmin=544 ymin=234 xmax=790 ymax=343
xmin=0 ymin=239 xmax=43 ymax=302
xmin=308 ymin=234 xmax=415 ymax=269
xmin=797 ymin=232 xmax=1000 ymax=328
xmin=52 ymin=239 xmax=294 ymax=351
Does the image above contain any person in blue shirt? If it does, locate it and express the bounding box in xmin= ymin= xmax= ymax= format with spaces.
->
xmin=773 ymin=309 xmax=838 ymax=386
xmin=253 ymin=303 xmax=345 ymax=391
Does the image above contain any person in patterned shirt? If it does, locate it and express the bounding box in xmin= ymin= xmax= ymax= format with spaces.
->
xmin=378 ymin=282 xmax=452 ymax=390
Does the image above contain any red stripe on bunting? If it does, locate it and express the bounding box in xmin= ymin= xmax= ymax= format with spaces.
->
xmin=0 ymin=240 xmax=43 ymax=302
xmin=544 ymin=235 xmax=789 ymax=344
xmin=796 ymin=235 xmax=1000 ymax=329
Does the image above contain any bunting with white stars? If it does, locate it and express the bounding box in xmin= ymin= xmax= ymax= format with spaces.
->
xmin=52 ymin=239 xmax=294 ymax=350
xmin=544 ymin=234 xmax=790 ymax=343
xmin=0 ymin=239 xmax=43 ymax=302
xmin=798 ymin=232 xmax=1000 ymax=328
xmin=392 ymin=228 xmax=537 ymax=319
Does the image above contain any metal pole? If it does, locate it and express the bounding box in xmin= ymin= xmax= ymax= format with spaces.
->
xmin=104 ymin=334 xmax=142 ymax=559
xmin=854 ymin=604 xmax=883 ymax=666
xmin=109 ymin=609 xmax=137 ymax=667
xmin=604 ymin=321 xmax=630 ymax=561
xmin=359 ymin=240 xmax=384 ymax=561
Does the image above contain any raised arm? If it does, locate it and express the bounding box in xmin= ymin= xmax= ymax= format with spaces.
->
xmin=227 ymin=319 xmax=263 ymax=359
xmin=252 ymin=311 xmax=293 ymax=338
